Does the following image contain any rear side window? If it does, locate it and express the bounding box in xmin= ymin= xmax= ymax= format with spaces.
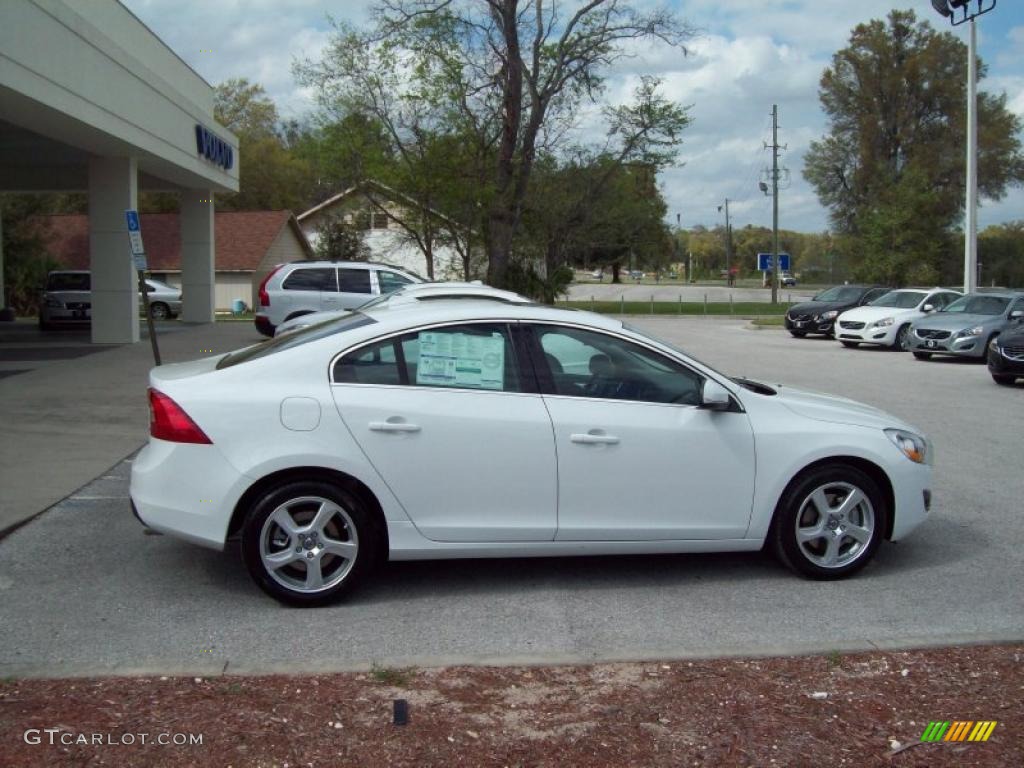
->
xmin=282 ymin=268 xmax=336 ymax=291
xmin=333 ymin=323 xmax=520 ymax=392
xmin=338 ymin=268 xmax=372 ymax=294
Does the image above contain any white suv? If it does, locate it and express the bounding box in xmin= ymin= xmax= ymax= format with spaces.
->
xmin=254 ymin=261 xmax=423 ymax=336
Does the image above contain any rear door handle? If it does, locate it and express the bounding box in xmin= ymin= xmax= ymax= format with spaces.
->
xmin=570 ymin=432 xmax=619 ymax=445
xmin=369 ymin=420 xmax=421 ymax=433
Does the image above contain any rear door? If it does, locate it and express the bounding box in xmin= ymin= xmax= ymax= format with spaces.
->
xmin=281 ymin=267 xmax=337 ymax=315
xmin=336 ymin=267 xmax=374 ymax=310
xmin=330 ymin=322 xmax=557 ymax=542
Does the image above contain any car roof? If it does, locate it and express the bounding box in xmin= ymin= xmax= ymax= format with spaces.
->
xmin=282 ymin=260 xmax=415 ymax=271
xmin=357 ymin=298 xmax=625 ymax=334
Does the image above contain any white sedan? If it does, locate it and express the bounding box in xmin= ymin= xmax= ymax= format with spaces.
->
xmin=834 ymin=288 xmax=962 ymax=350
xmin=130 ymin=300 xmax=933 ymax=605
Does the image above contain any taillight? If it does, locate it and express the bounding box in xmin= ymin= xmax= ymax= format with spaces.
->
xmin=148 ymin=389 xmax=212 ymax=444
xmin=258 ymin=264 xmax=284 ymax=307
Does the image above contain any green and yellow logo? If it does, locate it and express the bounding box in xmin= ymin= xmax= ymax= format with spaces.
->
xmin=921 ymin=721 xmax=997 ymax=742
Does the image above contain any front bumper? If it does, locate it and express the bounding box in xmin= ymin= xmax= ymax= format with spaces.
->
xmin=987 ymin=346 xmax=1024 ymax=377
xmin=836 ymin=323 xmax=898 ymax=345
xmin=40 ymin=307 xmax=90 ymax=323
xmin=785 ymin=315 xmax=833 ymax=335
xmin=889 ymin=458 xmax=933 ymax=541
xmin=907 ymin=331 xmax=986 ymax=358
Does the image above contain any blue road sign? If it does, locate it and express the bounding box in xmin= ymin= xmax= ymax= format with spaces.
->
xmin=756 ymin=253 xmax=791 ymax=271
xmin=125 ymin=209 xmax=145 ymax=258
xmin=126 ymin=210 xmax=140 ymax=231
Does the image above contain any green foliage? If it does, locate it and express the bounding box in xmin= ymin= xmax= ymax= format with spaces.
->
xmin=214 ymin=78 xmax=279 ymax=138
xmin=804 ymin=10 xmax=1024 ymax=282
xmin=1 ymin=195 xmax=61 ymax=315
xmin=315 ymin=214 xmax=370 ymax=261
xmin=369 ymin=663 xmax=414 ymax=687
xmin=979 ymin=221 xmax=1024 ymax=288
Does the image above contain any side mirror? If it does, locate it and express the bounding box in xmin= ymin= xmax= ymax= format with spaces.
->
xmin=1010 ymin=310 xmax=1023 ymax=321
xmin=700 ymin=380 xmax=732 ymax=411
xmin=922 ymin=303 xmax=934 ymax=313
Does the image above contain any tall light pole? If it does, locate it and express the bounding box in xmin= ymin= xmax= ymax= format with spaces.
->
xmin=931 ymin=0 xmax=997 ymax=293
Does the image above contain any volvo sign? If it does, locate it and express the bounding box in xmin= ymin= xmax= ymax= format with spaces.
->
xmin=194 ymin=125 xmax=234 ymax=170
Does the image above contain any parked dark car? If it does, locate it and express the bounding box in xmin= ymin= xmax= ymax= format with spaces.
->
xmin=784 ymin=285 xmax=889 ymax=338
xmin=987 ymin=314 xmax=1024 ymax=385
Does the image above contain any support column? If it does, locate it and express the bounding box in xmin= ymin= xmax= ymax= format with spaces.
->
xmin=89 ymin=157 xmax=139 ymax=343
xmin=180 ymin=190 xmax=215 ymax=323
xmin=0 ymin=208 xmax=6 ymax=311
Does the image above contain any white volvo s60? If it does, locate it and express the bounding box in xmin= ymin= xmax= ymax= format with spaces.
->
xmin=130 ymin=300 xmax=933 ymax=605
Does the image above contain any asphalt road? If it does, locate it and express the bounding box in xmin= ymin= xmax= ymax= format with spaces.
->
xmin=1 ymin=318 xmax=1021 ymax=678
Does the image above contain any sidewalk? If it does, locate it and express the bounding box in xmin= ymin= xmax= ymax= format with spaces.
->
xmin=0 ymin=321 xmax=260 ymax=535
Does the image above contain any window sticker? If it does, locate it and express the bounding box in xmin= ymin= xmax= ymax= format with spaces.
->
xmin=417 ymin=331 xmax=505 ymax=390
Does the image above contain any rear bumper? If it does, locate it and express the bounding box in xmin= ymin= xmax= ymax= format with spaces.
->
xmin=130 ymin=438 xmax=249 ymax=550
xmin=254 ymin=314 xmax=275 ymax=337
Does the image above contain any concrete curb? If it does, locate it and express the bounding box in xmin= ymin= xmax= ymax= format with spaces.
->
xmin=3 ymin=631 xmax=1021 ymax=680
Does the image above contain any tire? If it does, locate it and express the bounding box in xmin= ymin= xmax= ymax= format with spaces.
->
xmin=992 ymin=374 xmax=1016 ymax=386
xmin=769 ymin=463 xmax=886 ymax=580
xmin=893 ymin=324 xmax=911 ymax=351
xmin=241 ymin=480 xmax=382 ymax=607
xmin=789 ymin=331 xmax=806 ymax=338
xmin=913 ymin=351 xmax=931 ymax=360
xmin=149 ymin=302 xmax=170 ymax=320
xmin=840 ymin=341 xmax=859 ymax=348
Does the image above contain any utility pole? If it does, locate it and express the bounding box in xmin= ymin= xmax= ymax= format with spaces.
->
xmin=718 ymin=199 xmax=732 ymax=281
xmin=769 ymin=104 xmax=781 ymax=304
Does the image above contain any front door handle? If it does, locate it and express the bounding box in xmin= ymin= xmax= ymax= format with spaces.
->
xmin=369 ymin=420 xmax=421 ymax=433
xmin=570 ymin=431 xmax=619 ymax=445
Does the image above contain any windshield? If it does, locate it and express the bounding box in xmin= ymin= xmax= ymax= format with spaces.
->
xmin=622 ymin=322 xmax=732 ymax=382
xmin=217 ymin=313 xmax=376 ymax=369
xmin=46 ymin=273 xmax=90 ymax=291
xmin=942 ymin=295 xmax=1010 ymax=315
xmin=813 ymin=286 xmax=863 ymax=302
xmin=869 ymin=291 xmax=926 ymax=309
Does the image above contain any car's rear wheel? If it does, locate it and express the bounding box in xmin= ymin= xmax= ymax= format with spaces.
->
xmin=789 ymin=330 xmax=806 ymax=338
xmin=992 ymin=373 xmax=1016 ymax=386
xmin=149 ymin=302 xmax=170 ymax=320
xmin=840 ymin=341 xmax=858 ymax=348
xmin=913 ymin=351 xmax=931 ymax=360
xmin=893 ymin=324 xmax=910 ymax=351
xmin=241 ymin=481 xmax=381 ymax=606
xmin=770 ymin=464 xmax=886 ymax=580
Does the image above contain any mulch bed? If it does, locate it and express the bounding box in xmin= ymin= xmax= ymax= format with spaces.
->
xmin=1 ymin=644 xmax=1020 ymax=767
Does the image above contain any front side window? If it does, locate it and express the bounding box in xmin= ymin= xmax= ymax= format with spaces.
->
xmin=338 ymin=268 xmax=372 ymax=294
xmin=533 ymin=325 xmax=703 ymax=405
xmin=282 ymin=268 xmax=336 ymax=291
xmin=377 ymin=270 xmax=413 ymax=294
xmin=334 ymin=323 xmax=520 ymax=392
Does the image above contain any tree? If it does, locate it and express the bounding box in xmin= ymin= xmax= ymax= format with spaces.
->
xmin=297 ymin=1 xmax=695 ymax=289
xmin=315 ymin=215 xmax=371 ymax=261
xmin=0 ymin=195 xmax=61 ymax=315
xmin=804 ymin=10 xmax=1024 ymax=283
xmin=214 ymin=79 xmax=279 ymax=138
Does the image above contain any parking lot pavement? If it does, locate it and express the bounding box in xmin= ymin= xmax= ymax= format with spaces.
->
xmin=0 ymin=318 xmax=1021 ymax=678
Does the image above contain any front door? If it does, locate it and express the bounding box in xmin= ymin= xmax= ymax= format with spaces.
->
xmin=330 ymin=322 xmax=557 ymax=542
xmin=528 ymin=324 xmax=756 ymax=541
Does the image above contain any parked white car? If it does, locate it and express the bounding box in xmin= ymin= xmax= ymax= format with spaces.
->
xmin=272 ymin=282 xmax=533 ymax=336
xmin=131 ymin=300 xmax=933 ymax=605
xmin=254 ymin=260 xmax=424 ymax=337
xmin=835 ymin=288 xmax=962 ymax=350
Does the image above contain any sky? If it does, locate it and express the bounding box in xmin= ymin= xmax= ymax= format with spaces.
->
xmin=122 ymin=0 xmax=1024 ymax=234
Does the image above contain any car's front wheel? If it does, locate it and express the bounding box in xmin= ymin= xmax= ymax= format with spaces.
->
xmin=149 ymin=302 xmax=170 ymax=320
xmin=840 ymin=341 xmax=858 ymax=348
xmin=913 ymin=351 xmax=931 ymax=360
xmin=893 ymin=324 xmax=911 ymax=351
xmin=992 ymin=373 xmax=1017 ymax=386
xmin=770 ymin=464 xmax=886 ymax=580
xmin=241 ymin=481 xmax=381 ymax=606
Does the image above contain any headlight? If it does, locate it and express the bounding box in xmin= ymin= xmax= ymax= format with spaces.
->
xmin=989 ymin=338 xmax=999 ymax=351
xmin=45 ymin=297 xmax=63 ymax=308
xmin=885 ymin=429 xmax=928 ymax=465
xmin=871 ymin=317 xmax=895 ymax=328
xmin=819 ymin=310 xmax=838 ymax=321
xmin=956 ymin=326 xmax=984 ymax=338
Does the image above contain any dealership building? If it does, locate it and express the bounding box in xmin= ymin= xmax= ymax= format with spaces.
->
xmin=0 ymin=0 xmax=239 ymax=343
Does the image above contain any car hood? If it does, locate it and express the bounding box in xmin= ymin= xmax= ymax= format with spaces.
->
xmin=771 ymin=385 xmax=915 ymax=432
xmin=997 ymin=324 xmax=1024 ymax=344
xmin=837 ymin=305 xmax=920 ymax=323
xmin=787 ymin=299 xmax=855 ymax=315
xmin=911 ymin=313 xmax=1002 ymax=331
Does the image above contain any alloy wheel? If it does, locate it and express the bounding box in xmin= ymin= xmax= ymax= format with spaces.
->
xmin=794 ymin=482 xmax=875 ymax=569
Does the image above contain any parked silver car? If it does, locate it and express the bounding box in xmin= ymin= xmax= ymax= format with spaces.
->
xmin=254 ymin=260 xmax=424 ymax=337
xmin=907 ymin=291 xmax=1024 ymax=360
xmin=39 ymin=271 xmax=182 ymax=329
